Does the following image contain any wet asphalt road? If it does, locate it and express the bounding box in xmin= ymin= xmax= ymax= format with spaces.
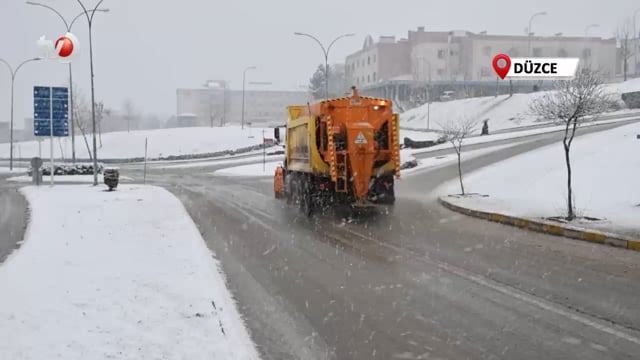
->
xmin=2 ymin=121 xmax=640 ymax=359
xmin=130 ymin=121 xmax=640 ymax=360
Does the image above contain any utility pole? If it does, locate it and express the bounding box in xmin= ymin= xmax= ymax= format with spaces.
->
xmin=76 ymin=0 xmax=106 ymax=186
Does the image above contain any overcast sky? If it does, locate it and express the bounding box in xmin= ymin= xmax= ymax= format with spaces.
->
xmin=1 ymin=0 xmax=638 ymax=127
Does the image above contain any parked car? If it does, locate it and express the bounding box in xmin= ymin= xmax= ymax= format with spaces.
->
xmin=440 ymin=91 xmax=456 ymax=102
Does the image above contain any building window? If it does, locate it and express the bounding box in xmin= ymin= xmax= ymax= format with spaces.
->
xmin=368 ymin=56 xmax=370 ymax=65
xmin=582 ymin=48 xmax=591 ymax=59
xmin=373 ymin=72 xmax=377 ymax=82
xmin=373 ymin=54 xmax=377 ymax=63
xmin=437 ymin=69 xmax=445 ymax=76
xmin=558 ymin=48 xmax=568 ymax=57
xmin=480 ymin=67 xmax=492 ymax=77
xmin=508 ymin=47 xmax=519 ymax=57
xmin=532 ymin=47 xmax=543 ymax=57
xmin=483 ymin=46 xmax=491 ymax=56
xmin=437 ymin=49 xmax=446 ymax=59
xmin=367 ymin=75 xmax=370 ymax=83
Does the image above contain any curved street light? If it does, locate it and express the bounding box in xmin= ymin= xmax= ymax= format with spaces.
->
xmin=241 ymin=66 xmax=256 ymax=130
xmin=27 ymin=1 xmax=109 ymax=165
xmin=0 ymin=57 xmax=42 ymax=170
xmin=75 ymin=0 xmax=105 ymax=186
xmin=527 ymin=11 xmax=547 ymax=56
xmin=294 ymin=32 xmax=355 ymax=99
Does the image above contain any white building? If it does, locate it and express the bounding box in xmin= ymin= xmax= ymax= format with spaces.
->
xmin=176 ymin=82 xmax=312 ymax=128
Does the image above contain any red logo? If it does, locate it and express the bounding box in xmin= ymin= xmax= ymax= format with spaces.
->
xmin=55 ymin=36 xmax=74 ymax=57
xmin=492 ymin=54 xmax=511 ymax=79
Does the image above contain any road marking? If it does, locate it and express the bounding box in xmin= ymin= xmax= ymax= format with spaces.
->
xmin=339 ymin=226 xmax=640 ymax=346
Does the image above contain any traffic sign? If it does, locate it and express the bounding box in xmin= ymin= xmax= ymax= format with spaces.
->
xmin=33 ymin=86 xmax=69 ymax=137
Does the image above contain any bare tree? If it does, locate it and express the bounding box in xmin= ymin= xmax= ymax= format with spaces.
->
xmin=616 ymin=19 xmax=634 ymax=81
xmin=72 ymin=84 xmax=93 ymax=161
xmin=440 ymin=117 xmax=479 ymax=195
xmin=529 ymin=68 xmax=613 ymax=220
xmin=94 ymin=101 xmax=105 ymax=148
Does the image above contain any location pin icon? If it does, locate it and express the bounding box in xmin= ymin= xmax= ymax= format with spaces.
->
xmin=492 ymin=54 xmax=511 ymax=79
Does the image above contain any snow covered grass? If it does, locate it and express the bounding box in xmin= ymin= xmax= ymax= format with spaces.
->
xmin=439 ymin=122 xmax=640 ymax=236
xmin=0 ymin=126 xmax=273 ymax=160
xmin=0 ymin=185 xmax=260 ymax=359
xmin=213 ymin=160 xmax=282 ymax=177
xmin=159 ymin=153 xmax=284 ymax=170
xmin=5 ymin=174 xmax=134 ymax=183
xmin=401 ymin=78 xmax=640 ymax=133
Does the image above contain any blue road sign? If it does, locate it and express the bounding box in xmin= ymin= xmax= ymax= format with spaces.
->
xmin=34 ymin=86 xmax=69 ymax=137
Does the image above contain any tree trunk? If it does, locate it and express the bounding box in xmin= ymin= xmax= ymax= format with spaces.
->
xmin=563 ymin=141 xmax=575 ymax=220
xmin=77 ymin=122 xmax=93 ymax=161
xmin=457 ymin=152 xmax=465 ymax=195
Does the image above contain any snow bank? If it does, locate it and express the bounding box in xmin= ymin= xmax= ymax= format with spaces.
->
xmin=0 ymin=126 xmax=274 ymax=160
xmin=5 ymin=174 xmax=134 ymax=183
xmin=0 ymin=185 xmax=260 ymax=359
xmin=402 ymin=78 xmax=640 ymax=132
xmin=439 ymin=122 xmax=640 ymax=236
xmin=0 ymin=167 xmax=27 ymax=175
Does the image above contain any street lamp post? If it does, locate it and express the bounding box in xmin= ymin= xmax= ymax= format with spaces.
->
xmin=0 ymin=57 xmax=41 ymax=171
xmin=26 ymin=1 xmax=109 ymax=165
xmin=241 ymin=66 xmax=256 ymax=130
xmin=294 ymin=32 xmax=355 ymax=99
xmin=75 ymin=0 xmax=105 ymax=186
xmin=527 ymin=11 xmax=547 ymax=56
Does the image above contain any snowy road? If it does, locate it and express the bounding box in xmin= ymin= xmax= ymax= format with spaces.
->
xmin=123 ymin=120 xmax=640 ymax=360
xmin=2 ymin=120 xmax=640 ymax=359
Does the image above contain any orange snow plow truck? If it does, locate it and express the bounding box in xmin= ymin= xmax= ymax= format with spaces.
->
xmin=274 ymin=86 xmax=401 ymax=216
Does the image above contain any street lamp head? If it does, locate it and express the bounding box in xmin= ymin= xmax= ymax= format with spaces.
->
xmin=537 ymin=11 xmax=547 ymax=16
xmin=294 ymin=32 xmax=304 ymax=36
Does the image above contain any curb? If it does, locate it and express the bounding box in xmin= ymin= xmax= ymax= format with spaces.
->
xmin=438 ymin=196 xmax=640 ymax=251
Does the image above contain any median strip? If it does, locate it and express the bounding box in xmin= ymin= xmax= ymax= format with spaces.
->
xmin=438 ymin=196 xmax=640 ymax=251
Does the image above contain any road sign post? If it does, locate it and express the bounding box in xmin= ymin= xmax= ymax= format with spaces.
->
xmin=34 ymin=86 xmax=69 ymax=186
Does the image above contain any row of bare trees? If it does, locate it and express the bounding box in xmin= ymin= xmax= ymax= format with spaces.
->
xmin=442 ymin=68 xmax=614 ymax=220
xmin=71 ymin=85 xmax=140 ymax=159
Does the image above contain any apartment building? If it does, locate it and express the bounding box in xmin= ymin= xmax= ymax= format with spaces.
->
xmin=344 ymin=27 xmax=625 ymax=107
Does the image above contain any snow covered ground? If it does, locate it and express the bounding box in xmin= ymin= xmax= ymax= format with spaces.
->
xmin=160 ymin=153 xmax=284 ymax=170
xmin=401 ymin=78 xmax=640 ymax=133
xmin=213 ymin=160 xmax=282 ymax=177
xmin=405 ymin=117 xmax=640 ymax=156
xmin=439 ymin=122 xmax=640 ymax=237
xmin=0 ymin=185 xmax=260 ymax=359
xmin=0 ymin=126 xmax=273 ymax=160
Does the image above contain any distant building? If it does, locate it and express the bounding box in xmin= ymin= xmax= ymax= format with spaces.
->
xmin=176 ymin=81 xmax=311 ymax=128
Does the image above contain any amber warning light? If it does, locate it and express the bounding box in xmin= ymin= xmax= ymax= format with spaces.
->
xmin=492 ymin=53 xmax=579 ymax=80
